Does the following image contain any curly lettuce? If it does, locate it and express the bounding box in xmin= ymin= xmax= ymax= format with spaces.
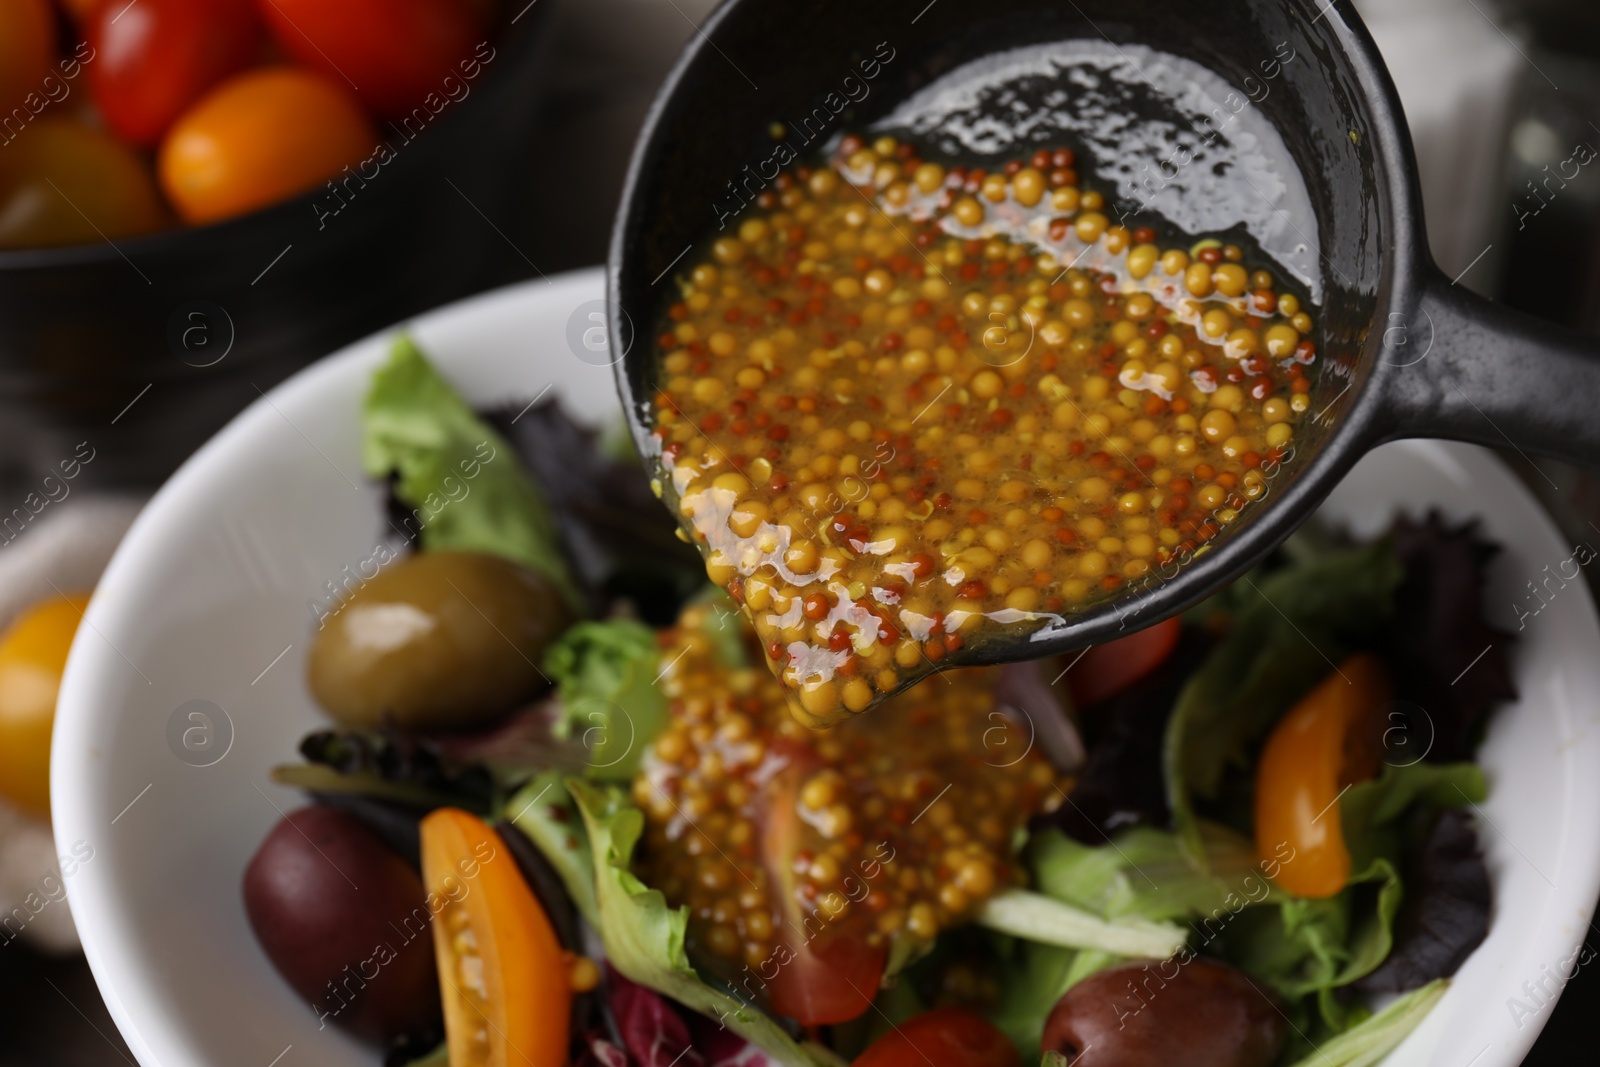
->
xmin=545 ymin=619 xmax=666 ymax=780
xmin=362 ymin=335 xmax=582 ymax=611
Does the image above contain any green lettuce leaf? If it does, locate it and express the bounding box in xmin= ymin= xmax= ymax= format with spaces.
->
xmin=505 ymin=772 xmax=598 ymax=925
xmin=545 ymin=619 xmax=666 ymax=780
xmin=1216 ymin=857 xmax=1401 ymax=1028
xmin=566 ymin=780 xmax=845 ymax=1067
xmin=1031 ymin=822 xmax=1280 ymax=924
xmin=363 ymin=335 xmax=582 ymax=611
xmin=975 ymin=889 xmax=1187 ymax=958
xmin=1341 ymin=762 xmax=1487 ymax=876
xmin=991 ymin=941 xmax=1115 ymax=1060
xmin=1215 ymin=763 xmax=1483 ymax=1028
xmin=1164 ymin=540 xmax=1403 ymax=866
xmin=1282 ymin=980 xmax=1448 ymax=1067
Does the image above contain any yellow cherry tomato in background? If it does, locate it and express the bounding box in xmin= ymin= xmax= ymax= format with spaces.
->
xmin=0 ymin=0 xmax=55 ymax=115
xmin=0 ymin=120 xmax=168 ymax=248
xmin=0 ymin=592 xmax=90 ymax=819
xmin=158 ymin=67 xmax=376 ymax=225
xmin=1253 ymin=653 xmax=1389 ymax=899
xmin=420 ymin=809 xmax=572 ymax=1067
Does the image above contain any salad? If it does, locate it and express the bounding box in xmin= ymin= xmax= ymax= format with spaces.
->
xmin=243 ymin=337 xmax=1511 ymax=1067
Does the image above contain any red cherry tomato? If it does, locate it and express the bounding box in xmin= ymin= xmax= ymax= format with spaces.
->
xmin=252 ymin=0 xmax=484 ymax=119
xmin=87 ymin=0 xmax=262 ymax=145
xmin=0 ymin=0 xmax=55 ymax=115
xmin=765 ymin=925 xmax=887 ymax=1028
xmin=758 ymin=747 xmax=886 ymax=1025
xmin=1066 ymin=615 xmax=1181 ymax=708
xmin=852 ymin=1007 xmax=1021 ymax=1067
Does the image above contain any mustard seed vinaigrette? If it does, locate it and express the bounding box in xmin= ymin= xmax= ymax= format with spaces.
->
xmin=632 ymin=600 xmax=1057 ymax=1019
xmin=647 ymin=133 xmax=1320 ymax=726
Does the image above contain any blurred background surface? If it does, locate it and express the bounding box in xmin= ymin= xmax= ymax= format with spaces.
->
xmin=6 ymin=0 xmax=1600 ymax=1061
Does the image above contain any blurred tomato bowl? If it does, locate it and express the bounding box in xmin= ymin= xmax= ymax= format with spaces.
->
xmin=0 ymin=0 xmax=557 ymax=493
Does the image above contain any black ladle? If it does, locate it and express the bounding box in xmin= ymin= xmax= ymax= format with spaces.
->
xmin=608 ymin=0 xmax=1600 ymax=673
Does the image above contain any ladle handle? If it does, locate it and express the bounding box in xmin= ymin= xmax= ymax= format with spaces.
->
xmin=1386 ymin=268 xmax=1600 ymax=466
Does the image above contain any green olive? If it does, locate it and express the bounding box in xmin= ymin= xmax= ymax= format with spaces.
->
xmin=308 ymin=551 xmax=572 ymax=731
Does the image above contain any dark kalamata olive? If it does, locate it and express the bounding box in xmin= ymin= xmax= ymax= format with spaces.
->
xmin=308 ymin=550 xmax=572 ymax=731
xmin=1042 ymin=956 xmax=1285 ymax=1067
xmin=243 ymin=806 xmax=441 ymax=1043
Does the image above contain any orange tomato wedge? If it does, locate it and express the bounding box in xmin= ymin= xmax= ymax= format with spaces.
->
xmin=420 ymin=808 xmax=571 ymax=1067
xmin=1253 ymin=653 xmax=1389 ymax=898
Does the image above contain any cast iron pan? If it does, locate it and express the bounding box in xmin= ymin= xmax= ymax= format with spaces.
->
xmin=608 ymin=0 xmax=1600 ymax=663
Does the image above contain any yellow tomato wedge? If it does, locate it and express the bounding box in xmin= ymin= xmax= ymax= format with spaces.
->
xmin=0 ymin=591 xmax=90 ymax=819
xmin=1253 ymin=653 xmax=1388 ymax=899
xmin=420 ymin=809 xmax=572 ymax=1067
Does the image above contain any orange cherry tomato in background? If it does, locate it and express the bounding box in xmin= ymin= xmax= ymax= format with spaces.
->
xmin=852 ymin=1007 xmax=1021 ymax=1067
xmin=0 ymin=592 xmax=90 ymax=820
xmin=253 ymin=0 xmax=484 ymax=119
xmin=158 ymin=67 xmax=375 ymax=225
xmin=0 ymin=120 xmax=166 ymax=248
xmin=1066 ymin=615 xmax=1181 ymax=708
xmin=758 ymin=753 xmax=886 ymax=1026
xmin=0 ymin=0 xmax=55 ymax=115
xmin=420 ymin=808 xmax=572 ymax=1067
xmin=1253 ymin=653 xmax=1389 ymax=899
xmin=88 ymin=0 xmax=262 ymax=146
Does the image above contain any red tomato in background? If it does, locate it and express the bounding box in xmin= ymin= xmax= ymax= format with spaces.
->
xmin=0 ymin=0 xmax=55 ymax=115
xmin=253 ymin=0 xmax=484 ymax=119
xmin=88 ymin=0 xmax=262 ymax=145
xmin=1066 ymin=616 xmax=1182 ymax=709
xmin=852 ymin=1007 xmax=1021 ymax=1067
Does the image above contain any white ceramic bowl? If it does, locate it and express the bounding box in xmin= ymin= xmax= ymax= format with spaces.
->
xmin=53 ymin=267 xmax=1600 ymax=1067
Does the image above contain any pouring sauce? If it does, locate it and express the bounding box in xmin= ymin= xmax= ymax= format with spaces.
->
xmin=647 ymin=133 xmax=1318 ymax=726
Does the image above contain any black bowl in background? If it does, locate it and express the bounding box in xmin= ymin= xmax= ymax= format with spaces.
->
xmin=0 ymin=2 xmax=559 ymax=495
